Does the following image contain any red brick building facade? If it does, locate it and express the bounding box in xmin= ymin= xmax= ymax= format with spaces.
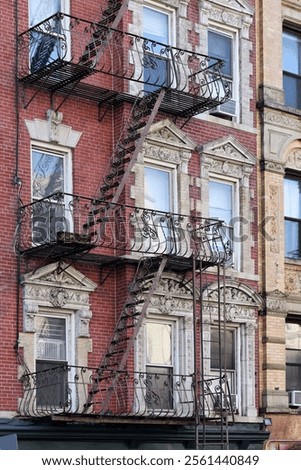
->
xmin=0 ymin=0 xmax=268 ymax=449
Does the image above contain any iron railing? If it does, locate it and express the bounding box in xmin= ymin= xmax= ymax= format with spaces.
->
xmin=17 ymin=192 xmax=232 ymax=264
xmin=18 ymin=365 xmax=234 ymax=419
xmin=17 ymin=13 xmax=230 ymax=105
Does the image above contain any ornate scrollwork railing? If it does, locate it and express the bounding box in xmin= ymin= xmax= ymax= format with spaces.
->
xmin=19 ymin=366 xmax=235 ymax=419
xmin=18 ymin=13 xmax=230 ymax=104
xmin=17 ymin=192 xmax=232 ymax=264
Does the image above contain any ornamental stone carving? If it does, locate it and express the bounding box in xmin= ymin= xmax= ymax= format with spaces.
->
xmin=202 ymin=281 xmax=261 ymax=322
xmin=144 ymin=275 xmax=194 ymax=313
xmin=265 ymin=292 xmax=287 ymax=313
xmin=264 ymin=111 xmax=301 ymax=132
xmin=49 ymin=288 xmax=69 ymax=307
xmin=25 ymin=112 xmax=82 ymax=148
xmin=76 ymin=308 xmax=93 ymax=337
xmin=286 ymin=148 xmax=301 ymax=170
xmin=22 ymin=262 xmax=97 ymax=337
xmin=199 ymin=0 xmax=254 ymax=35
xmin=285 ymin=270 xmax=301 ymax=293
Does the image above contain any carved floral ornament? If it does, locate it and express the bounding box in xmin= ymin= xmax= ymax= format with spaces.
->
xmin=199 ymin=0 xmax=254 ymax=37
xmin=200 ymin=136 xmax=256 ymax=180
xmin=286 ymin=148 xmax=301 ymax=171
xmin=21 ymin=262 xmax=97 ymax=336
xmin=202 ymin=282 xmax=262 ymax=324
xmin=143 ymin=276 xmax=194 ymax=314
xmin=141 ymin=119 xmax=196 ymax=172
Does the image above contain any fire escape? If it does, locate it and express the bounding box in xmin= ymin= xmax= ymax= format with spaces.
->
xmin=17 ymin=1 xmax=233 ymax=450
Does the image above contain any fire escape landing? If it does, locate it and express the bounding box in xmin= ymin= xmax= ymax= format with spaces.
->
xmin=18 ymin=13 xmax=230 ymax=117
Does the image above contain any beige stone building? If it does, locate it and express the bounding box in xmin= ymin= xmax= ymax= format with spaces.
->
xmin=257 ymin=0 xmax=301 ymax=446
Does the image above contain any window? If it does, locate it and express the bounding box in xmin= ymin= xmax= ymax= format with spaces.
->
xmin=208 ymin=29 xmax=237 ymax=118
xmin=143 ymin=6 xmax=171 ymax=93
xmin=208 ymin=30 xmax=233 ymax=83
xmin=283 ymin=29 xmax=301 ymax=109
xmin=286 ymin=320 xmax=301 ymax=391
xmin=207 ymin=325 xmax=239 ymax=412
xmin=31 ymin=148 xmax=72 ymax=244
xmin=29 ymin=0 xmax=68 ymax=72
xmin=35 ymin=315 xmax=69 ymax=407
xmin=144 ymin=164 xmax=177 ymax=254
xmin=145 ymin=319 xmax=175 ymax=410
xmin=144 ymin=165 xmax=174 ymax=212
xmin=284 ymin=176 xmax=301 ymax=259
xmin=211 ymin=326 xmax=236 ymax=395
xmin=209 ymin=179 xmax=236 ymax=265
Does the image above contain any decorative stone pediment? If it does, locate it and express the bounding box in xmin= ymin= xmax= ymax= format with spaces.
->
xmin=206 ymin=0 xmax=254 ymax=15
xmin=21 ymin=262 xmax=97 ymax=292
xmin=145 ymin=119 xmax=196 ymax=150
xmin=201 ymin=135 xmax=256 ymax=166
xmin=204 ymin=280 xmax=262 ymax=306
xmin=199 ymin=0 xmax=253 ymax=39
xmin=141 ymin=119 xmax=196 ymax=172
xmin=143 ymin=274 xmax=194 ymax=314
xmin=203 ymin=280 xmax=262 ymax=323
xmin=200 ymin=135 xmax=256 ymax=181
xmin=22 ymin=262 xmax=97 ymax=335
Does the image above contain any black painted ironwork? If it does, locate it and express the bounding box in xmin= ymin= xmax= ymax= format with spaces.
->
xmin=18 ymin=13 xmax=230 ymax=117
xmin=84 ymin=256 xmax=168 ymax=411
xmin=18 ymin=365 xmax=234 ymax=419
xmin=17 ymin=193 xmax=232 ymax=266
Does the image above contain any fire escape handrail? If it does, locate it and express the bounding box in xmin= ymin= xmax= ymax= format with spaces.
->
xmin=17 ymin=191 xmax=232 ymax=264
xmin=17 ymin=12 xmax=230 ymax=109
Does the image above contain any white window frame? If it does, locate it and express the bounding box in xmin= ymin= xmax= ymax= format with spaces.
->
xmin=208 ymin=26 xmax=239 ymax=121
xmin=209 ymin=176 xmax=240 ymax=270
xmin=137 ymin=314 xmax=183 ymax=415
xmin=35 ymin=311 xmax=74 ymax=366
xmin=209 ymin=323 xmax=241 ymax=412
xmin=144 ymin=161 xmax=178 ymax=213
xmin=34 ymin=310 xmax=75 ymax=411
xmin=145 ymin=317 xmax=177 ymax=411
xmin=129 ymin=2 xmax=175 ymax=95
xmin=142 ymin=161 xmax=178 ymax=255
xmin=31 ymin=143 xmax=73 ymax=243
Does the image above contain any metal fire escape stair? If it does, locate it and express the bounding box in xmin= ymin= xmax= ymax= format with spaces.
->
xmin=83 ymin=255 xmax=168 ymax=412
xmin=83 ymin=88 xmax=166 ymax=234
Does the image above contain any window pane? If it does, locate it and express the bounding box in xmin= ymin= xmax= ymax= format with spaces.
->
xmin=36 ymin=316 xmax=66 ymax=361
xmin=211 ymin=328 xmax=235 ymax=370
xmin=144 ymin=167 xmax=171 ymax=212
xmin=32 ymin=151 xmax=64 ymax=199
xmin=284 ymin=178 xmax=301 ymax=218
xmin=36 ymin=360 xmax=68 ymax=407
xmin=285 ymin=220 xmax=300 ymax=258
xmin=208 ymin=30 xmax=232 ymax=78
xmin=30 ymin=0 xmax=61 ymax=26
xmin=286 ymin=322 xmax=301 ymax=390
xmin=146 ymin=322 xmax=172 ymax=365
xmin=145 ymin=365 xmax=173 ymax=410
xmin=209 ymin=180 xmax=233 ymax=224
xmin=143 ymin=7 xmax=169 ymax=45
xmin=286 ymin=323 xmax=301 ymax=350
xmin=283 ymin=32 xmax=301 ymax=75
xmin=286 ymin=364 xmax=301 ymax=390
xmin=283 ymin=74 xmax=301 ymax=108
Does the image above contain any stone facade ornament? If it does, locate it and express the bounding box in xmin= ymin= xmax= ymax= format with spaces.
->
xmin=21 ymin=262 xmax=97 ymax=336
xmin=76 ymin=308 xmax=93 ymax=337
